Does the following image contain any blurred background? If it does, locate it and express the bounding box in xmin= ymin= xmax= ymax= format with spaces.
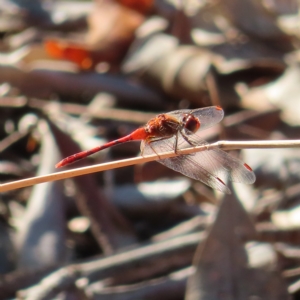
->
xmin=0 ymin=0 xmax=300 ymax=299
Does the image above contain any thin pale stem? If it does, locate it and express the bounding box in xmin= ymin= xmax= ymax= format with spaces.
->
xmin=1 ymin=139 xmax=300 ymax=192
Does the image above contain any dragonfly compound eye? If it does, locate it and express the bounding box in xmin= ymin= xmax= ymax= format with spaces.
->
xmin=183 ymin=114 xmax=200 ymax=133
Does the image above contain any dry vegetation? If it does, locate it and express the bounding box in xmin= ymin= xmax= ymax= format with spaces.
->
xmin=1 ymin=0 xmax=300 ymax=299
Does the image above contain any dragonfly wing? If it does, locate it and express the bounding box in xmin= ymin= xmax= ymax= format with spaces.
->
xmin=167 ymin=106 xmax=224 ymax=132
xmin=142 ymin=134 xmax=255 ymax=193
xmin=188 ymin=147 xmax=256 ymax=184
xmin=159 ymin=153 xmax=232 ymax=194
xmin=141 ymin=137 xmax=231 ymax=194
xmin=176 ymin=133 xmax=256 ymax=184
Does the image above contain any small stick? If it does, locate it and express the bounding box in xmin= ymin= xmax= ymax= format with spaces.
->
xmin=1 ymin=139 xmax=300 ymax=192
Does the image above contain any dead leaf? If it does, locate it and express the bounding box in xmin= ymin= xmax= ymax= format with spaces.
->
xmin=185 ymin=192 xmax=290 ymax=300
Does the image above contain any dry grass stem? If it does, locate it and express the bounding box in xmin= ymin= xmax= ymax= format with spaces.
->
xmin=1 ymin=139 xmax=300 ymax=192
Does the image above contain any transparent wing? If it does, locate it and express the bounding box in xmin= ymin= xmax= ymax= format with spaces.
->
xmin=176 ymin=131 xmax=255 ymax=184
xmin=141 ymin=132 xmax=255 ymax=194
xmin=167 ymin=106 xmax=224 ymax=132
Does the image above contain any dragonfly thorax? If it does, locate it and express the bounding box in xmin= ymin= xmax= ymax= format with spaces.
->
xmin=144 ymin=114 xmax=180 ymax=138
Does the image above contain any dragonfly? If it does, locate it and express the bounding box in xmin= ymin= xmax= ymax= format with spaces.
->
xmin=56 ymin=106 xmax=255 ymax=194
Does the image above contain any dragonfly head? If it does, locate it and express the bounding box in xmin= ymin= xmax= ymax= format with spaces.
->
xmin=182 ymin=114 xmax=200 ymax=134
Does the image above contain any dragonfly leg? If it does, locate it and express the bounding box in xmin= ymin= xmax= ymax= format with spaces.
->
xmin=180 ymin=130 xmax=197 ymax=147
xmin=174 ymin=132 xmax=180 ymax=154
xmin=143 ymin=136 xmax=174 ymax=159
xmin=148 ymin=143 xmax=162 ymax=159
xmin=140 ymin=141 xmax=146 ymax=157
xmin=141 ymin=140 xmax=162 ymax=158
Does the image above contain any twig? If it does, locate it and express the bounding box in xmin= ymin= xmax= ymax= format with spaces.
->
xmin=1 ymin=139 xmax=300 ymax=192
xmin=18 ymin=232 xmax=203 ymax=300
xmin=0 ymin=130 xmax=28 ymax=152
xmin=0 ymin=65 xmax=164 ymax=109
xmin=29 ymin=98 xmax=156 ymax=124
xmin=86 ymin=267 xmax=192 ymax=300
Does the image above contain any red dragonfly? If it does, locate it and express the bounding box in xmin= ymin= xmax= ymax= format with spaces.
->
xmin=56 ymin=106 xmax=255 ymax=193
